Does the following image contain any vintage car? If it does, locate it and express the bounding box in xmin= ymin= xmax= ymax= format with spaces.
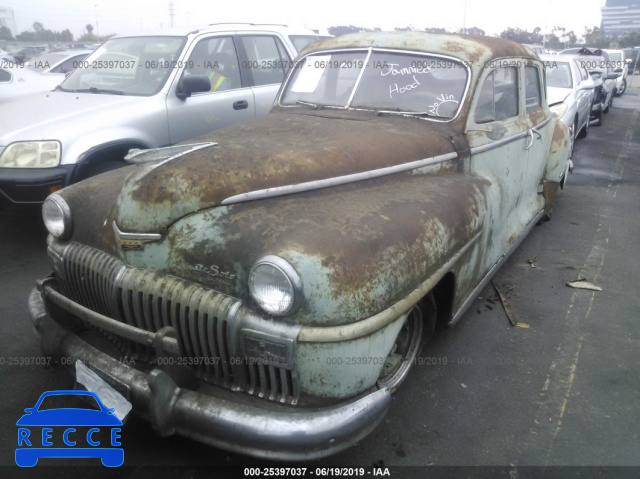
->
xmin=28 ymin=32 xmax=571 ymax=460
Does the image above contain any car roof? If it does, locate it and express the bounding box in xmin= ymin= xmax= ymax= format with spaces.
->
xmin=112 ymin=23 xmax=319 ymax=39
xmin=301 ymin=31 xmax=538 ymax=69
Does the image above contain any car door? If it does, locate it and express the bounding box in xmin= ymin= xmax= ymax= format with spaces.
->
xmin=236 ymin=34 xmax=294 ymax=117
xmin=520 ymin=63 xmax=553 ymax=220
xmin=572 ymin=59 xmax=593 ymax=132
xmin=166 ymin=35 xmax=255 ymax=144
xmin=466 ymin=62 xmax=541 ymax=275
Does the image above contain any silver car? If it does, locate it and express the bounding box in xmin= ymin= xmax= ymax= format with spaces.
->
xmin=0 ymin=24 xmax=315 ymax=207
xmin=542 ymin=54 xmax=594 ymax=154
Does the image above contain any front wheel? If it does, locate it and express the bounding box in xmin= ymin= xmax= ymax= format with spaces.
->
xmin=377 ymin=295 xmax=436 ymax=391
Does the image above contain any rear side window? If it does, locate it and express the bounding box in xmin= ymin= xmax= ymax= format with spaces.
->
xmin=525 ymin=66 xmax=542 ymax=112
xmin=0 ymin=68 xmax=11 ymax=82
xmin=475 ymin=67 xmax=518 ymax=123
xmin=240 ymin=36 xmax=291 ymax=86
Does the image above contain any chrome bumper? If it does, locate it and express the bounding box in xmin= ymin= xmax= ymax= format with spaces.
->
xmin=28 ymin=286 xmax=392 ymax=461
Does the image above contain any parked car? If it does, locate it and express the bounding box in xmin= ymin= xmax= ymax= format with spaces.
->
xmin=11 ymin=46 xmax=47 ymax=63
xmin=28 ymin=32 xmax=571 ymax=460
xmin=602 ymin=49 xmax=628 ymax=96
xmin=25 ymin=49 xmax=93 ymax=77
xmin=541 ymin=54 xmax=595 ymax=154
xmin=0 ymin=24 xmax=316 ymax=208
xmin=560 ymin=48 xmax=618 ymax=126
xmin=0 ymin=65 xmax=62 ymax=102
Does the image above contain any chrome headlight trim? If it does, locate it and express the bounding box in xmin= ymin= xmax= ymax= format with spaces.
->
xmin=0 ymin=140 xmax=61 ymax=168
xmin=42 ymin=193 xmax=73 ymax=240
xmin=248 ymin=255 xmax=303 ymax=317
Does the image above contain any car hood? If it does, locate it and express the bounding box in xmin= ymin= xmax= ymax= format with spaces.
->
xmin=547 ymin=87 xmax=572 ymax=106
xmin=0 ymin=91 xmax=151 ymax=145
xmin=61 ymin=110 xmax=460 ymax=238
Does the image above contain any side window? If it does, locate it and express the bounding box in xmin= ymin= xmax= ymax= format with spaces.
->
xmin=185 ymin=36 xmax=241 ymax=93
xmin=475 ymin=67 xmax=518 ymax=123
xmin=240 ymin=35 xmax=291 ymax=86
xmin=574 ymin=60 xmax=588 ymax=81
xmin=0 ymin=68 xmax=11 ymax=82
xmin=525 ymin=66 xmax=542 ymax=112
xmin=51 ymin=56 xmax=83 ymax=74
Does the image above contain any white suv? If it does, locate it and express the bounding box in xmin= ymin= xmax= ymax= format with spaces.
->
xmin=0 ymin=24 xmax=326 ymax=207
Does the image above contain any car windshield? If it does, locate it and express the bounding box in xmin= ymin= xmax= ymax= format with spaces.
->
xmin=545 ymin=61 xmax=572 ymax=88
xmin=281 ymin=49 xmax=468 ymax=120
xmin=60 ymin=36 xmax=186 ymax=96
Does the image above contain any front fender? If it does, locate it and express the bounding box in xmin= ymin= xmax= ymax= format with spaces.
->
xmin=545 ymin=116 xmax=571 ymax=183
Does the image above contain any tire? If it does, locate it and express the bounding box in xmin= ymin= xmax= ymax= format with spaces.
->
xmin=577 ymin=116 xmax=589 ymax=138
xmin=377 ymin=295 xmax=436 ymax=391
xmin=604 ymin=96 xmax=612 ymax=113
xmin=614 ymin=78 xmax=626 ymax=96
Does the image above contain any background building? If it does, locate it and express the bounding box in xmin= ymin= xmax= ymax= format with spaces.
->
xmin=601 ymin=0 xmax=640 ymax=36
xmin=0 ymin=6 xmax=18 ymax=38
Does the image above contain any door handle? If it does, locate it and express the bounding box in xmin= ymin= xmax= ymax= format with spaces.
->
xmin=233 ymin=100 xmax=249 ymax=110
xmin=525 ymin=127 xmax=542 ymax=150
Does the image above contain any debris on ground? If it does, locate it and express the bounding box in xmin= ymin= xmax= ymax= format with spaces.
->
xmin=528 ymin=255 xmax=538 ymax=268
xmin=566 ymin=278 xmax=602 ymax=291
xmin=491 ymin=281 xmax=518 ymax=326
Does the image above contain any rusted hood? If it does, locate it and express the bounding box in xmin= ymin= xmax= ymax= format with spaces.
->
xmin=112 ymin=110 xmax=457 ymax=233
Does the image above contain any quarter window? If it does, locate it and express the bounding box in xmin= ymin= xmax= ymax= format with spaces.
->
xmin=0 ymin=68 xmax=11 ymax=82
xmin=525 ymin=66 xmax=542 ymax=112
xmin=240 ymin=36 xmax=291 ymax=86
xmin=475 ymin=67 xmax=518 ymax=123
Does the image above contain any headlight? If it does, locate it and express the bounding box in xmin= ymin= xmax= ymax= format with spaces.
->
xmin=42 ymin=193 xmax=73 ymax=240
xmin=248 ymin=255 xmax=303 ymax=316
xmin=0 ymin=141 xmax=61 ymax=168
xmin=550 ymin=102 xmax=568 ymax=119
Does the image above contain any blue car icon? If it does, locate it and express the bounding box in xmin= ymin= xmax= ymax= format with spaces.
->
xmin=16 ymin=390 xmax=123 ymax=467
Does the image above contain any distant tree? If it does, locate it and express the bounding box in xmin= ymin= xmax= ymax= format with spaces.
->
xmin=394 ymin=25 xmax=414 ymax=32
xmin=620 ymin=30 xmax=640 ymax=47
xmin=583 ymin=26 xmax=606 ymax=48
xmin=0 ymin=25 xmax=14 ymax=41
xmin=86 ymin=24 xmax=94 ymax=36
xmin=424 ymin=27 xmax=448 ymax=34
xmin=499 ymin=27 xmax=543 ymax=44
xmin=327 ymin=25 xmax=381 ymax=36
xmin=327 ymin=25 xmax=362 ymax=36
xmin=460 ymin=27 xmax=485 ymax=36
xmin=16 ymin=30 xmax=36 ymax=41
xmin=58 ymin=29 xmax=74 ymax=42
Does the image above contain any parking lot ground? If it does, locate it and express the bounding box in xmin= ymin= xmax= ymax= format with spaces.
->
xmin=0 ymin=90 xmax=639 ymax=478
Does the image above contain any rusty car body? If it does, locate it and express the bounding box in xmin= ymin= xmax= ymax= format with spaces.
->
xmin=28 ymin=32 xmax=571 ymax=460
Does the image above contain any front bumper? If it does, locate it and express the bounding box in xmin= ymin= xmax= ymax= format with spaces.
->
xmin=28 ymin=285 xmax=392 ymax=460
xmin=0 ymin=165 xmax=74 ymax=206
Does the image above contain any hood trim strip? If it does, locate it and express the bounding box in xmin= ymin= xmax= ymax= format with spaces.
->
xmin=221 ymin=151 xmax=458 ymax=206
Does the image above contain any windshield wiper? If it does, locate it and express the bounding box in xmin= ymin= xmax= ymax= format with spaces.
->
xmin=375 ymin=110 xmax=443 ymax=120
xmin=296 ymin=100 xmax=320 ymax=109
xmin=73 ymin=87 xmax=125 ymax=95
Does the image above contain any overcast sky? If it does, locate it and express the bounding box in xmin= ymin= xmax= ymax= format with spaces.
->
xmin=2 ymin=0 xmax=607 ymax=39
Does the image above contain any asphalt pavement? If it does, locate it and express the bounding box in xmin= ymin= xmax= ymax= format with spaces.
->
xmin=1 ymin=87 xmax=639 ymax=478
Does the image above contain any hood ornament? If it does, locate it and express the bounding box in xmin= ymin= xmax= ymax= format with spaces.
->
xmin=113 ymin=222 xmax=162 ymax=250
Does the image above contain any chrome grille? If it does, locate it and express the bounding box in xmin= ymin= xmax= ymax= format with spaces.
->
xmin=57 ymin=243 xmax=299 ymax=404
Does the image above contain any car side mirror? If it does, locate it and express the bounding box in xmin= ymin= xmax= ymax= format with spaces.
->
xmin=176 ymin=74 xmax=211 ymax=100
xmin=578 ymin=78 xmax=595 ymax=90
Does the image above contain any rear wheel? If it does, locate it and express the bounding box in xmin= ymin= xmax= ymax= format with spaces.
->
xmin=577 ymin=116 xmax=589 ymax=138
xmin=377 ymin=295 xmax=436 ymax=391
